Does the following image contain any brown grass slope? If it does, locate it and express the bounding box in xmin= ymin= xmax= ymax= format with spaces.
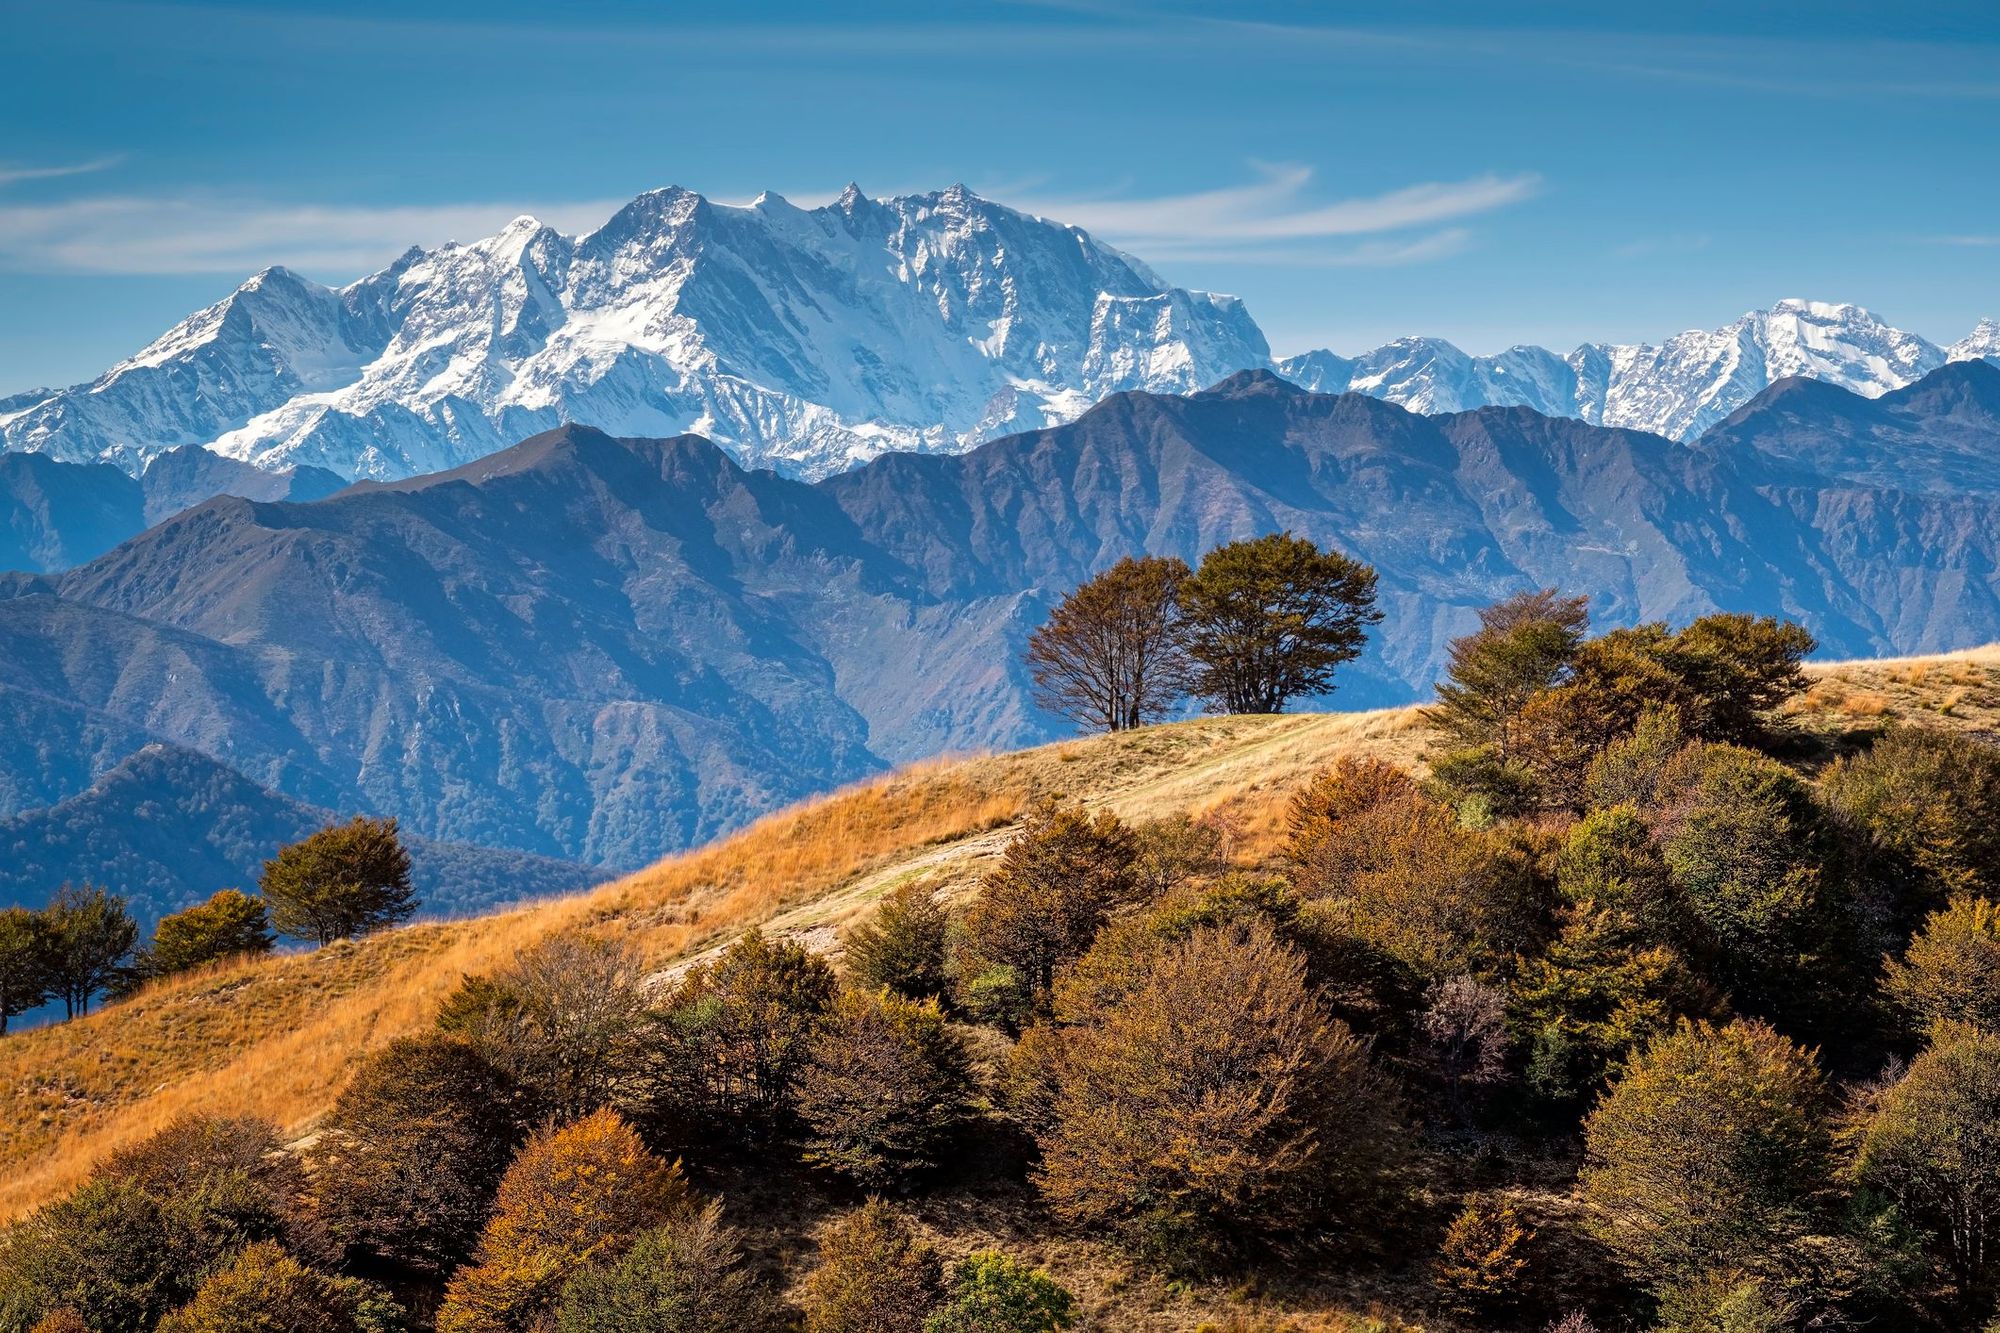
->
xmin=1 ymin=644 xmax=1992 ymax=1229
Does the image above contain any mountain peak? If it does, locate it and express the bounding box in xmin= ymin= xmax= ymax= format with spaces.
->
xmin=3 ymin=181 xmax=1268 ymax=483
xmin=1200 ymin=367 xmax=1303 ymax=399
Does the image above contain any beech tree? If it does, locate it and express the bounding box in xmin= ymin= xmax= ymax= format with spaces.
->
xmin=1428 ymin=588 xmax=1590 ymax=760
xmin=1176 ymin=532 xmax=1380 ymax=714
xmin=157 ymin=1243 xmax=402 ymax=1333
xmin=844 ymin=882 xmax=951 ymax=1001
xmin=1031 ymin=919 xmax=1405 ymax=1271
xmin=306 ymin=1034 xmax=522 ymax=1276
xmin=925 ymin=1253 xmax=1076 ymax=1333
xmin=647 ymin=929 xmax=836 ymax=1137
xmin=799 ymin=1201 xmax=943 ymax=1333
xmin=130 ymin=890 xmax=272 ymax=986
xmin=1581 ymin=1021 xmax=1829 ymax=1295
xmin=1883 ymin=895 xmax=2000 ymax=1035
xmin=1854 ymin=1023 xmax=2000 ymax=1294
xmin=555 ymin=1203 xmax=775 ymax=1333
xmin=1822 ymin=727 xmax=2000 ymax=915
xmin=797 ymin=987 xmax=975 ymax=1187
xmin=441 ymin=931 xmax=651 ymax=1123
xmin=956 ymin=802 xmax=1138 ymax=1022
xmin=260 ymin=817 xmax=416 ymax=946
xmin=1025 ymin=555 xmax=1191 ymax=731
xmin=0 ymin=906 xmax=51 ymax=1034
xmin=438 ymin=1109 xmax=690 ymax=1333
xmin=40 ymin=884 xmax=137 ymax=1018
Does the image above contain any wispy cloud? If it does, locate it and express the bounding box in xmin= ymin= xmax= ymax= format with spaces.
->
xmin=1930 ymin=234 xmax=2000 ymax=247
xmin=0 ymin=156 xmax=122 ymax=188
xmin=0 ymin=194 xmax=632 ymax=276
xmin=998 ymin=165 xmax=1537 ymax=263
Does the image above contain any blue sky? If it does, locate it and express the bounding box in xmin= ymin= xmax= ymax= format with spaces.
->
xmin=2 ymin=0 xmax=1997 ymax=395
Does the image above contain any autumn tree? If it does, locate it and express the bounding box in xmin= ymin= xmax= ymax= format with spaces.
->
xmin=1130 ymin=813 xmax=1229 ymax=900
xmin=844 ymin=882 xmax=951 ymax=1001
xmin=555 ymin=1202 xmax=775 ymax=1333
xmin=956 ymin=801 xmax=1138 ymax=1022
xmin=1176 ymin=532 xmax=1381 ymax=714
xmin=439 ymin=1109 xmax=691 ymax=1333
xmin=924 ymin=1252 xmax=1077 ymax=1333
xmin=0 ymin=906 xmax=51 ymax=1034
xmin=1433 ymin=1198 xmax=1534 ymax=1317
xmin=130 ymin=890 xmax=272 ymax=987
xmin=1650 ymin=742 xmax=1846 ymax=1025
xmin=1666 ymin=614 xmax=1817 ymax=748
xmin=1822 ymin=727 xmax=2000 ymax=916
xmin=0 ymin=1166 xmax=298 ymax=1333
xmin=1031 ymin=919 xmax=1405 ymax=1271
xmin=1581 ymin=1021 xmax=1830 ymax=1296
xmin=441 ymin=931 xmax=651 ymax=1122
xmin=1512 ymin=906 xmax=1712 ymax=1109
xmin=1287 ymin=787 xmax=1550 ymax=982
xmin=1883 ymin=896 xmax=2000 ymax=1036
xmin=798 ymin=1201 xmax=944 ymax=1333
xmin=1428 ymin=588 xmax=1590 ymax=766
xmin=259 ymin=817 xmax=416 ymax=946
xmin=1853 ymin=1023 xmax=2000 ymax=1296
xmin=306 ymin=1034 xmax=522 ymax=1276
xmin=797 ymin=987 xmax=976 ymax=1187
xmin=40 ymin=884 xmax=137 ymax=1018
xmin=1025 ymin=554 xmax=1192 ymax=731
xmin=1281 ymin=755 xmax=1420 ymax=871
xmin=93 ymin=1114 xmax=323 ymax=1265
xmin=646 ymin=928 xmax=837 ymax=1139
xmin=157 ymin=1242 xmax=402 ymax=1333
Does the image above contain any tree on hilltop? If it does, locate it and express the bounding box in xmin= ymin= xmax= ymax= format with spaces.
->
xmin=260 ymin=817 xmax=416 ymax=946
xmin=1025 ymin=554 xmax=1191 ymax=732
xmin=127 ymin=889 xmax=272 ymax=990
xmin=41 ymin=884 xmax=137 ymax=1019
xmin=0 ymin=906 xmax=52 ymax=1034
xmin=1176 ymin=532 xmax=1381 ymax=715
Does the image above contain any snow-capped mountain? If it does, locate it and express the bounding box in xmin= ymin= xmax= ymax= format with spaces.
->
xmin=1 ymin=180 xmax=1993 ymax=482
xmin=0 ymin=185 xmax=1268 ymax=481
xmin=1278 ymin=300 xmax=1998 ymax=441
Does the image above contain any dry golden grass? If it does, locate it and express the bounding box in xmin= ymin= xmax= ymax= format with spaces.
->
xmin=1791 ymin=641 xmax=2000 ymax=737
xmin=1 ymin=643 xmax=1987 ymax=1222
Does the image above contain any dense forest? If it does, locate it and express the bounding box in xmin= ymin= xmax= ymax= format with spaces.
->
xmin=3 ymin=546 xmax=1999 ymax=1332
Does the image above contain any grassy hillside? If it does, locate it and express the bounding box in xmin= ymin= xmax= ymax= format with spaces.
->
xmin=3 ymin=644 xmax=1994 ymax=1329
xmin=0 ymin=705 xmax=1427 ymax=1223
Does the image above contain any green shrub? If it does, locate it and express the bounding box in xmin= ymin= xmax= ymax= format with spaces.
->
xmin=924 ymin=1252 xmax=1076 ymax=1332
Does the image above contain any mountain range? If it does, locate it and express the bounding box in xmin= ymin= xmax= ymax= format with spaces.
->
xmin=5 ymin=360 xmax=2000 ymax=890
xmin=1 ymin=184 xmax=1993 ymax=487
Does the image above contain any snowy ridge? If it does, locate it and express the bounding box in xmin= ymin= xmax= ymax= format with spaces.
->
xmin=1278 ymin=299 xmax=1999 ymax=441
xmin=0 ymin=185 xmax=1268 ymax=480
xmin=1 ymin=180 xmax=1994 ymax=480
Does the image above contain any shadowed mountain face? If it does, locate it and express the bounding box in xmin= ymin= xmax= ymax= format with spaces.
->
xmin=0 ymin=446 xmax=345 ymax=574
xmin=4 ymin=364 xmax=2000 ymax=874
xmin=0 ymin=743 xmax=600 ymax=926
